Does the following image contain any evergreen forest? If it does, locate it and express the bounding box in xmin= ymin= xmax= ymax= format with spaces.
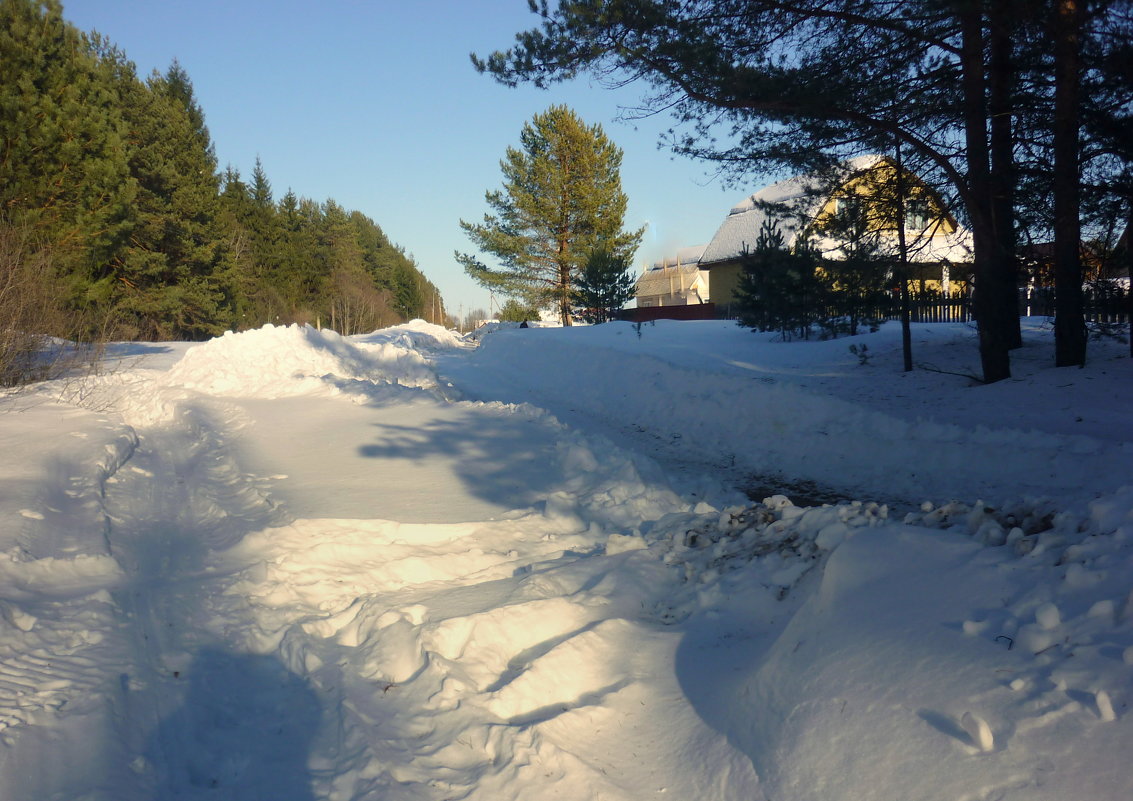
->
xmin=0 ymin=0 xmax=445 ymax=346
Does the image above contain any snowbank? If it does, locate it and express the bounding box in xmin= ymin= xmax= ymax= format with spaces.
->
xmin=352 ymin=318 xmax=467 ymax=353
xmin=455 ymin=321 xmax=1133 ymax=509
xmin=162 ymin=323 xmax=439 ymax=398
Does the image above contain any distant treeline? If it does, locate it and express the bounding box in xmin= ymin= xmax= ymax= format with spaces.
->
xmin=0 ymin=0 xmax=445 ymax=341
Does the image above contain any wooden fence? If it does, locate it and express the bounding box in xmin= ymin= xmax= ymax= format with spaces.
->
xmin=707 ymin=285 xmax=1131 ymax=326
xmin=626 ymin=303 xmax=717 ymax=323
xmin=1018 ymin=286 xmax=1130 ymax=324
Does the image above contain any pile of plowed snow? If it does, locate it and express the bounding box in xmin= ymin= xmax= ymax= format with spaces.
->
xmin=162 ymin=324 xmax=439 ymax=398
xmin=353 ymin=319 xmax=468 ymax=353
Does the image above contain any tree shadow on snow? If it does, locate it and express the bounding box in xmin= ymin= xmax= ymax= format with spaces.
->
xmin=356 ymin=410 xmax=565 ymax=511
xmin=146 ymin=647 xmax=320 ymax=801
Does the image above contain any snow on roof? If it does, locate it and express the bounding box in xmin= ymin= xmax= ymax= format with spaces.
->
xmin=699 ymin=168 xmax=836 ymax=264
xmin=808 ymin=223 xmax=974 ymax=263
xmin=699 ymin=155 xmax=973 ymax=265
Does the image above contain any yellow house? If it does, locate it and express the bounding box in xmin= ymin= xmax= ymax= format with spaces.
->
xmin=698 ymin=155 xmax=973 ymax=314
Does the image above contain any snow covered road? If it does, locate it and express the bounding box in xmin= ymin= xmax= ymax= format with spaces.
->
xmin=0 ymin=320 xmax=1130 ymax=800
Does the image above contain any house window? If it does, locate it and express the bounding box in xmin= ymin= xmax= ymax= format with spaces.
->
xmin=905 ymin=199 xmax=930 ymax=230
xmin=836 ymin=195 xmax=864 ymax=221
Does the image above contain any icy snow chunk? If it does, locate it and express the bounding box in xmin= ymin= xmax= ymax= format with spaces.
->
xmin=362 ymin=618 xmax=424 ymax=683
xmin=962 ymin=619 xmax=989 ymax=637
xmin=976 ymin=518 xmax=1006 ymax=546
xmin=1087 ymin=599 xmax=1116 ymax=622
xmin=1096 ymin=690 xmax=1117 ymax=722
xmin=1016 ymin=623 xmax=1055 ymax=654
xmin=0 ymin=601 xmax=36 ymax=631
xmin=1035 ymin=602 xmax=1062 ymax=630
xmin=960 ymin=711 xmax=995 ymax=752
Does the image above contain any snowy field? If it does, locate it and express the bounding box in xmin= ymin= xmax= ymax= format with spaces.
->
xmin=0 ymin=317 xmax=1130 ymax=801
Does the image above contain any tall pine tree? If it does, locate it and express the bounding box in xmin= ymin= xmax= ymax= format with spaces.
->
xmin=0 ymin=0 xmax=133 ymax=310
xmin=113 ymin=60 xmax=228 ymax=339
xmin=457 ymin=105 xmax=643 ymax=325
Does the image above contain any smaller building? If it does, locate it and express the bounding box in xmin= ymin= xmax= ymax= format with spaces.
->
xmin=635 ymin=245 xmax=709 ymax=308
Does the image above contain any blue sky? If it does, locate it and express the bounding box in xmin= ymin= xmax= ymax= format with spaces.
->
xmin=62 ymin=0 xmax=762 ymax=319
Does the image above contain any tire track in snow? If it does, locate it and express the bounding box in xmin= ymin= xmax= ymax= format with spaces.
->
xmin=99 ymin=401 xmax=288 ymax=793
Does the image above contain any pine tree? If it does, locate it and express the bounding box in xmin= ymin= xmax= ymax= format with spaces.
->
xmin=0 ymin=0 xmax=134 ymax=313
xmin=572 ymin=249 xmax=636 ymax=323
xmin=457 ymin=105 xmax=643 ymax=325
xmin=1 ymin=1 xmax=451 ymax=340
xmin=734 ymin=219 xmax=824 ymax=341
xmin=814 ymin=195 xmax=891 ymax=337
xmin=113 ymin=60 xmax=227 ymax=339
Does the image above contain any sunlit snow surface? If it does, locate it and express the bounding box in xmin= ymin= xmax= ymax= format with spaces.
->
xmin=0 ymin=318 xmax=1130 ymax=800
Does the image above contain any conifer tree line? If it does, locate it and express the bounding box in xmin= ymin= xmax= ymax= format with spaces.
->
xmin=0 ymin=0 xmax=444 ymax=344
xmin=476 ymin=0 xmax=1132 ymax=383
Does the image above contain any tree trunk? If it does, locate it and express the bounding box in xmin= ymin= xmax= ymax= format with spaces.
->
xmin=988 ymin=0 xmax=1023 ymax=349
xmin=894 ymin=139 xmax=913 ymax=372
xmin=559 ymin=261 xmax=573 ymax=326
xmin=1122 ymin=207 xmax=1133 ymax=359
xmin=1052 ymin=0 xmax=1087 ymax=367
xmin=960 ymin=3 xmax=1012 ymax=382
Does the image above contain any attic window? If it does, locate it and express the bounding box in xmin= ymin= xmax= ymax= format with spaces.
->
xmin=906 ymin=199 xmax=930 ymax=230
xmin=835 ymin=195 xmax=863 ymax=221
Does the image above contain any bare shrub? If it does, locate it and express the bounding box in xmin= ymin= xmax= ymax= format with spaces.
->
xmin=327 ymin=267 xmax=397 ymax=334
xmin=0 ymin=219 xmax=110 ymax=390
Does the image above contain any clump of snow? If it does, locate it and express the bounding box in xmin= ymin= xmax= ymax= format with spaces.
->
xmin=352 ymin=318 xmax=467 ymax=353
xmin=961 ymin=711 xmax=996 ymax=752
xmin=1036 ymin=601 xmax=1062 ymax=630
